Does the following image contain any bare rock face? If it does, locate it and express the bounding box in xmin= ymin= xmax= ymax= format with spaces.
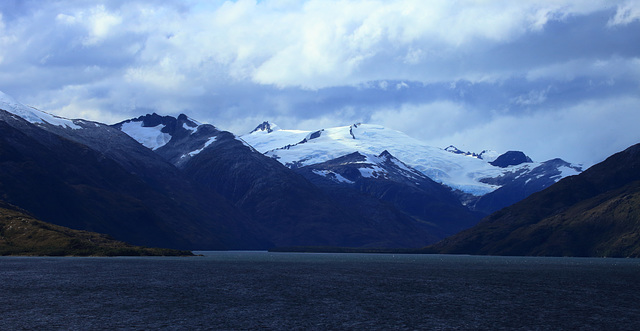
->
xmin=489 ymin=151 xmax=533 ymax=168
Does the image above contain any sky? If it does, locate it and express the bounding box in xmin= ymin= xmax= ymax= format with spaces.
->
xmin=0 ymin=0 xmax=639 ymax=167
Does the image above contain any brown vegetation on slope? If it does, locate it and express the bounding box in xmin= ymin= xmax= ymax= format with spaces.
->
xmin=0 ymin=202 xmax=193 ymax=256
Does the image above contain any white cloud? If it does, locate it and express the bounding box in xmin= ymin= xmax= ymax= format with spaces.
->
xmin=125 ymin=59 xmax=187 ymax=91
xmin=369 ymin=101 xmax=483 ymax=142
xmin=608 ymin=1 xmax=640 ymax=26
xmin=527 ymin=57 xmax=640 ymax=82
xmin=422 ymin=97 xmax=640 ymax=166
xmin=17 ymin=0 xmax=616 ymax=90
xmin=511 ymin=86 xmax=551 ymax=106
xmin=53 ymin=4 xmax=124 ymax=45
xmin=85 ymin=5 xmax=122 ymax=43
xmin=0 ymin=0 xmax=638 ymax=166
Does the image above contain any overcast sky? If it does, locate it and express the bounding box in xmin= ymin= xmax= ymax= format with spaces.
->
xmin=1 ymin=0 xmax=639 ymax=167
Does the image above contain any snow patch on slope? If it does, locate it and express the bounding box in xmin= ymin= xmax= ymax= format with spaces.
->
xmin=353 ymin=154 xmax=389 ymax=179
xmin=120 ymin=121 xmax=171 ymax=150
xmin=552 ymin=165 xmax=581 ymax=182
xmin=0 ymin=90 xmax=81 ymax=129
xmin=183 ymin=122 xmax=198 ymax=134
xmin=188 ymin=136 xmax=217 ymax=157
xmin=478 ymin=150 xmax=500 ymax=162
xmin=558 ymin=165 xmax=581 ymax=178
xmin=359 ymin=165 xmax=387 ymax=179
xmin=312 ymin=169 xmax=355 ymax=184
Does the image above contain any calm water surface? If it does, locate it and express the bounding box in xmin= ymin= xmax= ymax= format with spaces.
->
xmin=1 ymin=252 xmax=639 ymax=330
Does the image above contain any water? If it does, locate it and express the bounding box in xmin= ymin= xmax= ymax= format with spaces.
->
xmin=1 ymin=252 xmax=639 ymax=330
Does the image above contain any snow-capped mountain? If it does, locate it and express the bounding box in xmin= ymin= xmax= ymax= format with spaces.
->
xmin=114 ymin=113 xmax=435 ymax=247
xmin=113 ymin=113 xmax=228 ymax=168
xmin=0 ymin=89 xmax=585 ymax=249
xmin=303 ymin=150 xmax=430 ymax=186
xmin=242 ymin=121 xmax=582 ymax=207
xmin=472 ymin=158 xmax=583 ymax=214
xmin=0 ymin=91 xmax=260 ymax=250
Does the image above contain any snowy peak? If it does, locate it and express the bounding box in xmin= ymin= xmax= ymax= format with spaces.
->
xmin=241 ymin=122 xmax=583 ymax=197
xmin=250 ymin=121 xmax=280 ymax=134
xmin=117 ymin=113 xmax=202 ymax=135
xmin=242 ymin=123 xmax=505 ymax=195
xmin=444 ymin=145 xmax=482 ymax=158
xmin=114 ymin=113 xmax=255 ymax=168
xmin=304 ymin=151 xmax=386 ymax=183
xmin=114 ymin=113 xmax=174 ymax=150
xmin=303 ymin=150 xmax=431 ymax=187
xmin=0 ymin=90 xmax=81 ymax=129
xmin=113 ymin=113 xmax=206 ymax=150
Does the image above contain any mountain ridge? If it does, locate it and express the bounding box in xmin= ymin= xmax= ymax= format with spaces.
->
xmin=429 ymin=143 xmax=640 ymax=257
xmin=0 ymin=95 xmax=262 ymax=250
xmin=113 ymin=113 xmax=435 ymax=248
xmin=242 ymin=121 xmax=583 ymax=211
xmin=1 ymin=90 xmax=607 ymax=252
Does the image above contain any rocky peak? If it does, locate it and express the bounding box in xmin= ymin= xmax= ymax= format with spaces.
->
xmin=489 ymin=151 xmax=533 ymax=168
xmin=251 ymin=121 xmax=278 ymax=134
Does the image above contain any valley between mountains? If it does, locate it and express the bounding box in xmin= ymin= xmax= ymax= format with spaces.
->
xmin=1 ymin=90 xmax=638 ymax=257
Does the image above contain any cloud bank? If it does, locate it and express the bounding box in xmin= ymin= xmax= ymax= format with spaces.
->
xmin=0 ymin=0 xmax=639 ymax=166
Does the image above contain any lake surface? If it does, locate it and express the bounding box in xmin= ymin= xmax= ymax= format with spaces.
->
xmin=1 ymin=252 xmax=639 ymax=330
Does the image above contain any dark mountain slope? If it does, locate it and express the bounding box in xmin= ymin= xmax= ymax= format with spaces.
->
xmin=472 ymin=158 xmax=583 ymax=215
xmin=429 ymin=143 xmax=640 ymax=257
xmin=8 ymin=112 xmax=254 ymax=249
xmin=114 ymin=113 xmax=432 ymax=248
xmin=296 ymin=151 xmax=482 ymax=242
xmin=489 ymin=151 xmax=532 ymax=168
xmin=183 ymin=132 xmax=430 ymax=248
xmin=0 ymin=112 xmax=257 ymax=250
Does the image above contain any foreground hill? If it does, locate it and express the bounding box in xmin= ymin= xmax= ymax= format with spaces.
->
xmin=0 ymin=202 xmax=193 ymax=256
xmin=429 ymin=143 xmax=640 ymax=258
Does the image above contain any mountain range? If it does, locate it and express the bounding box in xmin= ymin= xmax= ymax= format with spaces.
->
xmin=242 ymin=121 xmax=582 ymax=214
xmin=4 ymin=90 xmax=635 ymax=256
xmin=113 ymin=113 xmax=439 ymax=248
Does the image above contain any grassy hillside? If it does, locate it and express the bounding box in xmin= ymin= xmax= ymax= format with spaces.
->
xmin=0 ymin=202 xmax=193 ymax=256
xmin=429 ymin=181 xmax=640 ymax=257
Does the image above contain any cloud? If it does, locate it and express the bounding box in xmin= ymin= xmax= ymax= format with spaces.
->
xmin=1 ymin=0 xmax=624 ymax=91
xmin=511 ymin=86 xmax=551 ymax=106
xmin=608 ymin=1 xmax=640 ymax=26
xmin=526 ymin=56 xmax=640 ymax=83
xmin=369 ymin=101 xmax=481 ymax=140
xmin=421 ymin=96 xmax=640 ymax=167
xmin=0 ymin=0 xmax=638 ymax=166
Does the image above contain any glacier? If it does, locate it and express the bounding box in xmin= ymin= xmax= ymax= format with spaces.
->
xmin=242 ymin=122 xmax=550 ymax=196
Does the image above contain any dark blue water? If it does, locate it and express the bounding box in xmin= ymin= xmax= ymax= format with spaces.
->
xmin=1 ymin=252 xmax=639 ymax=330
